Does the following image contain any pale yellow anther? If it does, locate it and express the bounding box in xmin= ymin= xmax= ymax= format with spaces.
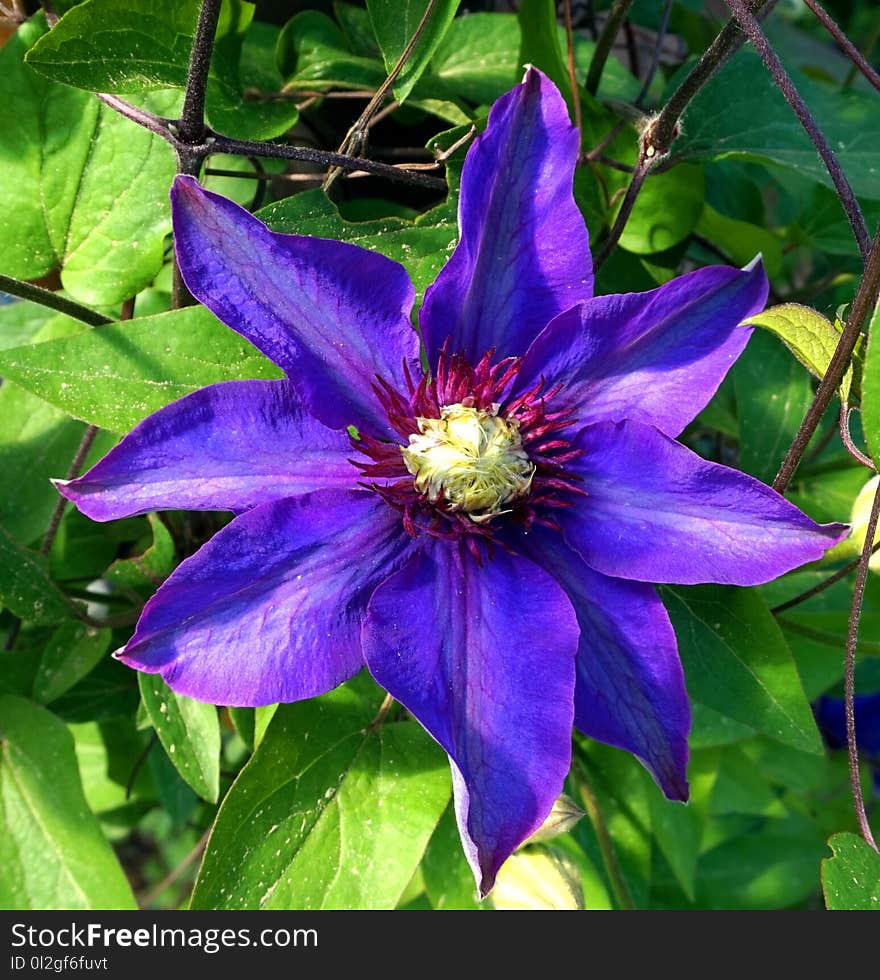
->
xmin=402 ymin=403 xmax=535 ymax=523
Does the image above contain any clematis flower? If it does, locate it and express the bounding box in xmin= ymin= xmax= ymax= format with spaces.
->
xmin=815 ymin=692 xmax=880 ymax=795
xmin=57 ymin=69 xmax=846 ymax=896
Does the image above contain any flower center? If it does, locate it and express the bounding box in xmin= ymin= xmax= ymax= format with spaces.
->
xmin=401 ymin=403 xmax=535 ymax=523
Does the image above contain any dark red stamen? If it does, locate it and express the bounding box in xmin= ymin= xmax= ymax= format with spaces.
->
xmin=352 ymin=343 xmax=585 ymax=543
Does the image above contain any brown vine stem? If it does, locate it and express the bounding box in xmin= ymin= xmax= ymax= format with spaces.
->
xmin=562 ymin=0 xmax=583 ymax=143
xmin=844 ymin=13 xmax=880 ymax=89
xmin=803 ymin=0 xmax=880 ymax=94
xmin=323 ymin=0 xmax=439 ymax=191
xmin=593 ymin=0 xmax=777 ymax=271
xmin=839 ymin=406 xmax=876 ymax=470
xmin=586 ymin=0 xmax=634 ymax=96
xmin=593 ymin=151 xmax=651 ymax=270
xmin=172 ymin=0 xmax=222 ymax=305
xmin=40 ymin=427 xmax=98 ymax=557
xmin=39 ymin=0 xmax=57 ymax=26
xmin=139 ymin=826 xmax=211 ymax=909
xmin=634 ymin=0 xmax=673 ymax=107
xmin=95 ymin=93 xmax=173 ymax=140
xmin=774 ymin=225 xmax=880 ymax=493
xmin=724 ymin=0 xmax=870 ymax=260
xmin=210 ymin=134 xmax=446 ymax=190
xmin=778 ymin=617 xmax=880 ymax=657
xmin=177 ymin=0 xmax=221 ymax=156
xmin=39 ymin=297 xmax=134 ymax=558
xmin=648 ymin=0 xmax=777 ymax=158
xmin=0 ymin=0 xmax=26 ymax=24
xmin=95 ymin=97 xmax=445 ymax=190
xmin=844 ymin=477 xmax=880 ymax=851
xmin=368 ymin=693 xmax=396 ymax=732
xmin=770 ymin=541 xmax=880 ymax=615
xmin=0 ymin=274 xmax=113 ymax=327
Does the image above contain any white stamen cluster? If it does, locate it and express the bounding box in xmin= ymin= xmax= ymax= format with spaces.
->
xmin=401 ymin=403 xmax=535 ymax=523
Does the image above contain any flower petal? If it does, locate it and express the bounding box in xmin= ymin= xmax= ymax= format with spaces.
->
xmin=171 ymin=175 xmax=419 ymax=433
xmin=514 ymin=262 xmax=768 ymax=437
xmin=420 ymin=67 xmax=592 ymax=365
xmin=362 ymin=542 xmax=578 ymax=896
xmin=118 ymin=491 xmax=412 ymax=706
xmin=521 ymin=527 xmax=689 ymax=800
xmin=56 ymin=380 xmax=356 ymax=521
xmin=561 ymin=419 xmax=848 ymax=585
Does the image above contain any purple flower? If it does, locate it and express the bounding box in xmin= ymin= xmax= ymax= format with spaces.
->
xmin=816 ymin=691 xmax=880 ymax=754
xmin=815 ymin=692 xmax=880 ymax=795
xmin=57 ymin=69 xmax=846 ymax=896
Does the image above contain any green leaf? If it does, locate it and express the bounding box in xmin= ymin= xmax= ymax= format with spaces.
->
xmin=569 ymin=33 xmax=642 ymax=103
xmin=191 ymin=678 xmax=451 ymax=909
xmin=335 ymin=1 xmax=381 ymax=58
xmin=858 ymin=300 xmax=880 ymax=466
xmin=784 ymin=464 xmax=865 ymax=528
xmin=0 ymin=523 xmax=71 ymax=625
xmin=822 ymin=832 xmax=880 ymax=909
xmin=689 ymin=702 xmax=756 ymax=749
xmin=50 ymin=657 xmax=139 ymax=725
xmin=25 ymin=0 xmax=232 ymax=93
xmin=138 ymin=673 xmax=221 ymax=803
xmin=709 ymin=745 xmax=785 ymax=817
xmin=259 ymin=191 xmax=458 ymax=298
xmin=695 ymin=204 xmax=782 ymax=278
xmin=429 ymin=12 xmax=519 ymax=105
xmin=1 ymin=18 xmax=176 ymax=305
xmin=0 ymin=300 xmax=83 ymax=352
xmin=798 ymin=184 xmax=880 ymax=258
xmin=33 ymin=621 xmax=111 ymax=705
xmin=732 ymin=329 xmax=813 ymax=484
xmin=49 ymin=509 xmax=133 ymax=585
xmin=70 ymin=719 xmax=153 ymax=818
xmin=206 ymin=21 xmax=301 ymax=142
xmin=674 ymin=50 xmax=880 ymax=199
xmin=227 ymin=707 xmax=255 ymax=752
xmin=146 ymin=737 xmax=199 ymax=829
xmin=517 ymin=0 xmax=570 ymax=110
xmin=516 ymin=0 xmax=618 ymax=148
xmin=421 ymin=804 xmax=481 ymax=909
xmin=0 ymin=638 xmax=42 ymax=699
xmin=105 ymin=514 xmax=175 ymax=601
xmin=648 ymin=789 xmax=701 ymax=902
xmin=745 ymin=302 xmax=853 ymax=403
xmin=25 ymin=0 xmax=288 ymax=138
xmin=253 ymin=703 xmax=278 ymax=750
xmin=367 ymin=0 xmax=461 ymax=103
xmin=278 ymin=11 xmax=386 ymax=91
xmin=0 ymin=381 xmax=112 ymax=546
xmin=695 ymin=826 xmax=826 ymax=909
xmin=0 ymin=695 xmax=136 ymax=909
xmin=618 ymin=164 xmax=705 ymax=255
xmin=575 ymin=742 xmax=653 ymax=908
xmin=0 ymin=305 xmax=281 ymax=434
xmin=744 ymin=737 xmax=833 ymax=795
xmin=664 ymin=585 xmax=824 ymax=754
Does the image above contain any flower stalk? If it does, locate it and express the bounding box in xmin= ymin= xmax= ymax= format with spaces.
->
xmin=177 ymin=0 xmax=222 ymax=156
xmin=0 ymin=274 xmax=112 ymax=327
xmin=802 ymin=0 xmax=880 ymax=94
xmin=585 ymin=0 xmax=634 ymax=96
xmin=724 ymin=0 xmax=870 ymax=260
xmin=845 ymin=476 xmax=880 ymax=851
xmin=774 ymin=225 xmax=880 ymax=493
xmin=574 ymin=761 xmax=635 ymax=910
